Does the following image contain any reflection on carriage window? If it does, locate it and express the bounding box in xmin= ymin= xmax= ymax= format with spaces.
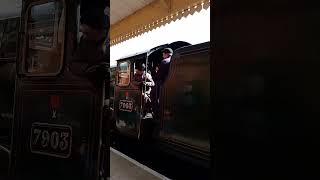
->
xmin=25 ymin=1 xmax=65 ymax=75
xmin=117 ymin=61 xmax=130 ymax=86
xmin=28 ymin=3 xmax=55 ymax=48
xmin=0 ymin=18 xmax=19 ymax=61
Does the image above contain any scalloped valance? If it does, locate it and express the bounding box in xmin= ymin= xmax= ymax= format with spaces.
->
xmin=110 ymin=0 xmax=210 ymax=46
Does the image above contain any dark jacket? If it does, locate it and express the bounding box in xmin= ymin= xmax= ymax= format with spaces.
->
xmin=156 ymin=57 xmax=171 ymax=85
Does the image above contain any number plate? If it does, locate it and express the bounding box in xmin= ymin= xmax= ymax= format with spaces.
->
xmin=30 ymin=123 xmax=72 ymax=158
xmin=119 ymin=100 xmax=133 ymax=112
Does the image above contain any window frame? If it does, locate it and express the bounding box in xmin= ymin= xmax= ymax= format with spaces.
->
xmin=22 ymin=0 xmax=66 ymax=76
xmin=116 ymin=60 xmax=131 ymax=87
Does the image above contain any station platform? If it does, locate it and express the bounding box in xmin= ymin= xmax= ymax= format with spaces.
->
xmin=110 ymin=147 xmax=170 ymax=180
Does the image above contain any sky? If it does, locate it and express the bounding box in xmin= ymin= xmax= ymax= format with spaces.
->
xmin=110 ymin=7 xmax=210 ymax=67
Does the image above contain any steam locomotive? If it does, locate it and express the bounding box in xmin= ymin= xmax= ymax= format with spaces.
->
xmin=110 ymin=40 xmax=210 ymax=178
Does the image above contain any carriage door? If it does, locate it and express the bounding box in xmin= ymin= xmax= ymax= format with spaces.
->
xmin=10 ymin=0 xmax=107 ymax=179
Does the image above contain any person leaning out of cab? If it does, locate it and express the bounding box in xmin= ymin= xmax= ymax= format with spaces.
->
xmin=151 ymin=47 xmax=173 ymax=118
xmin=132 ymin=64 xmax=155 ymax=118
xmin=68 ymin=6 xmax=109 ymax=87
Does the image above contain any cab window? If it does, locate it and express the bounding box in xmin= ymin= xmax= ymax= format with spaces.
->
xmin=0 ymin=18 xmax=19 ymax=61
xmin=117 ymin=61 xmax=130 ymax=86
xmin=24 ymin=0 xmax=65 ymax=76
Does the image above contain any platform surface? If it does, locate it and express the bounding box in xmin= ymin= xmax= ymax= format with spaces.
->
xmin=110 ymin=147 xmax=170 ymax=180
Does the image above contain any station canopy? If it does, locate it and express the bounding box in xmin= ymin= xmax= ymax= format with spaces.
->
xmin=110 ymin=0 xmax=210 ymax=46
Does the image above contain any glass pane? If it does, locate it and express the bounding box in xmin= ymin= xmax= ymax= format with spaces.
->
xmin=117 ymin=61 xmax=130 ymax=86
xmin=25 ymin=1 xmax=65 ymax=75
xmin=0 ymin=18 xmax=19 ymax=61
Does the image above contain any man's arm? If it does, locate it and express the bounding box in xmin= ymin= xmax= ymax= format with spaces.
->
xmin=144 ymin=73 xmax=155 ymax=87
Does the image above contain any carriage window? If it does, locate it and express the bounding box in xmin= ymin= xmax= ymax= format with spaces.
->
xmin=24 ymin=0 xmax=65 ymax=75
xmin=117 ymin=61 xmax=130 ymax=86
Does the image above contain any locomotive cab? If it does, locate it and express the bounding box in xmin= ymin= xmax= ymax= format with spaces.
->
xmin=113 ymin=41 xmax=190 ymax=140
xmin=0 ymin=0 xmax=110 ymax=179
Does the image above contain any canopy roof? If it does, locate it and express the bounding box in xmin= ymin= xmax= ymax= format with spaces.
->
xmin=110 ymin=0 xmax=210 ymax=46
xmin=0 ymin=0 xmax=210 ymax=46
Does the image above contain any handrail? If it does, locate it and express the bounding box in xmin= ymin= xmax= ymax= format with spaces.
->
xmin=0 ymin=144 xmax=10 ymax=155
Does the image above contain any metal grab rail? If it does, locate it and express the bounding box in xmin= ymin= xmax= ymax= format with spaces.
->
xmin=0 ymin=144 xmax=10 ymax=155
